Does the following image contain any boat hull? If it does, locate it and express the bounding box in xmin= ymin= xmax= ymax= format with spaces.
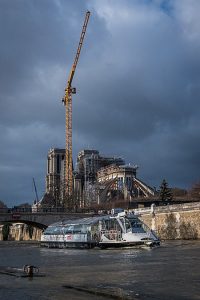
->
xmin=99 ymin=240 xmax=160 ymax=249
xmin=40 ymin=239 xmax=160 ymax=249
xmin=40 ymin=241 xmax=96 ymax=249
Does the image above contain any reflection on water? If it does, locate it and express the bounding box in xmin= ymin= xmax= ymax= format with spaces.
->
xmin=0 ymin=241 xmax=200 ymax=300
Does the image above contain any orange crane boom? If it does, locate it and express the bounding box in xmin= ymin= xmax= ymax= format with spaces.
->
xmin=62 ymin=11 xmax=90 ymax=205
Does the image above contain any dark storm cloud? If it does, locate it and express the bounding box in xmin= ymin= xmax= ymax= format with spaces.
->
xmin=74 ymin=0 xmax=200 ymax=187
xmin=0 ymin=0 xmax=89 ymax=205
xmin=0 ymin=0 xmax=200 ymax=206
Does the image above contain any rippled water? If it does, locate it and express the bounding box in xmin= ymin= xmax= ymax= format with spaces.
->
xmin=0 ymin=240 xmax=200 ymax=300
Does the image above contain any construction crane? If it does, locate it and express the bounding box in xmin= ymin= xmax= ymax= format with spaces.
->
xmin=62 ymin=11 xmax=90 ymax=206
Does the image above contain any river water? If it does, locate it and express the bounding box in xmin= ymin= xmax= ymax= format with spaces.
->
xmin=0 ymin=240 xmax=199 ymax=300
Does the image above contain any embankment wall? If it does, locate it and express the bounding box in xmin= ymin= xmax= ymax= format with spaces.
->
xmin=0 ymin=223 xmax=42 ymax=241
xmin=139 ymin=202 xmax=200 ymax=239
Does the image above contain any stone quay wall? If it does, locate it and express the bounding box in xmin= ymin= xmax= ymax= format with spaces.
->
xmin=0 ymin=223 xmax=42 ymax=241
xmin=137 ymin=202 xmax=200 ymax=240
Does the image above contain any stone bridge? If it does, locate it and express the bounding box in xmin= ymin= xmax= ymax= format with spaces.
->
xmin=0 ymin=211 xmax=96 ymax=229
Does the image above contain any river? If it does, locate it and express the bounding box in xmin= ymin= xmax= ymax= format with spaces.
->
xmin=0 ymin=240 xmax=199 ymax=300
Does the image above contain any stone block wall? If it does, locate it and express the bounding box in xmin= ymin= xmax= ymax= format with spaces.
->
xmin=0 ymin=223 xmax=43 ymax=241
xmin=140 ymin=209 xmax=200 ymax=240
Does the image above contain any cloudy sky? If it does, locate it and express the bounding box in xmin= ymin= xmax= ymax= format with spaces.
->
xmin=0 ymin=0 xmax=200 ymax=206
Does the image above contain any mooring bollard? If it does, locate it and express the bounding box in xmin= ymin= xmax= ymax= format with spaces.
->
xmin=23 ymin=265 xmax=39 ymax=277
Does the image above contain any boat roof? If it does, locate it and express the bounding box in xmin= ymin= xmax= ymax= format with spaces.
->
xmin=47 ymin=212 xmax=138 ymax=228
xmin=48 ymin=215 xmax=110 ymax=227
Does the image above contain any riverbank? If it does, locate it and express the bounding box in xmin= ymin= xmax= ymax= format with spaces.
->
xmin=0 ymin=240 xmax=40 ymax=247
xmin=0 ymin=223 xmax=42 ymax=241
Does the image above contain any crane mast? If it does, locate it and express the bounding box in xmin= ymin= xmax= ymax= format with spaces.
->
xmin=62 ymin=11 xmax=90 ymax=206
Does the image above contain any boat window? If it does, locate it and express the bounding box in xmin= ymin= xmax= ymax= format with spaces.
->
xmin=44 ymin=226 xmax=63 ymax=235
xmin=63 ymin=224 xmax=88 ymax=234
xmin=129 ymin=218 xmax=146 ymax=233
xmin=63 ymin=225 xmax=73 ymax=234
xmin=73 ymin=225 xmax=84 ymax=233
xmin=103 ymin=219 xmax=121 ymax=232
xmin=44 ymin=228 xmax=53 ymax=235
xmin=53 ymin=227 xmax=63 ymax=234
xmin=80 ymin=224 xmax=88 ymax=233
xmin=124 ymin=218 xmax=132 ymax=232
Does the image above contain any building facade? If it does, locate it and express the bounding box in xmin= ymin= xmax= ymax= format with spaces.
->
xmin=45 ymin=148 xmax=65 ymax=201
xmin=75 ymin=149 xmax=125 ymax=186
xmin=43 ymin=148 xmax=154 ymax=208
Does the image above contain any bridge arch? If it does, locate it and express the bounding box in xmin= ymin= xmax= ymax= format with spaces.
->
xmin=0 ymin=220 xmax=47 ymax=230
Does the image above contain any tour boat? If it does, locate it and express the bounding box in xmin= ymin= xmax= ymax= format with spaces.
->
xmin=40 ymin=210 xmax=160 ymax=249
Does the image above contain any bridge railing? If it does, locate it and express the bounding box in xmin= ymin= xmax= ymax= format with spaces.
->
xmin=0 ymin=207 xmax=97 ymax=214
xmin=134 ymin=201 xmax=200 ymax=215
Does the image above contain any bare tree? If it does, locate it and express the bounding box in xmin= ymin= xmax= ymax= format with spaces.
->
xmin=188 ymin=181 xmax=200 ymax=200
xmin=171 ymin=187 xmax=187 ymax=198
